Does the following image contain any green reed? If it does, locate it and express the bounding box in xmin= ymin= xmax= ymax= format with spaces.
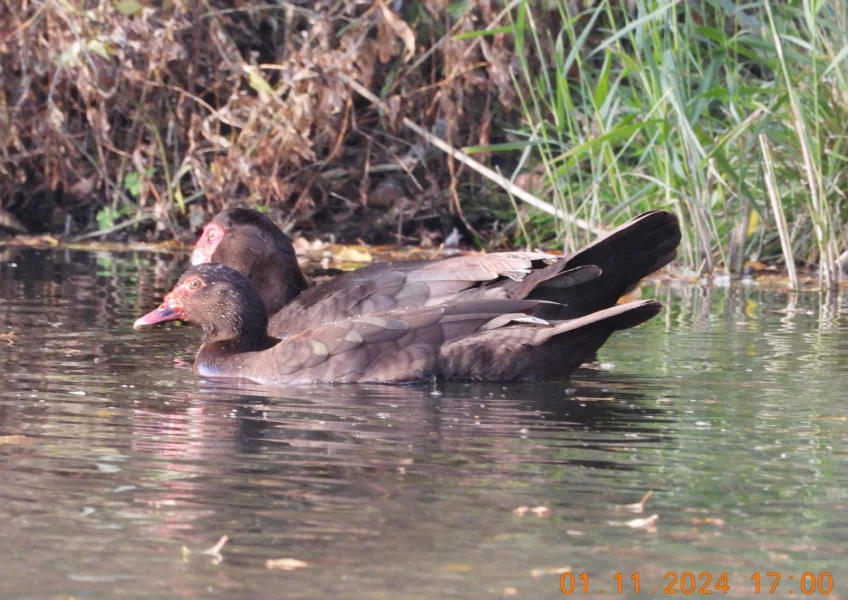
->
xmin=490 ymin=0 xmax=846 ymax=286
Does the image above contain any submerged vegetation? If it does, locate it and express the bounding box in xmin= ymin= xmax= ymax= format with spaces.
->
xmin=1 ymin=1 xmax=846 ymax=285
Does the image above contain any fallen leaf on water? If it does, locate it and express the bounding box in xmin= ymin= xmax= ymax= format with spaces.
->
xmin=623 ymin=514 xmax=659 ymax=531
xmin=691 ymin=517 xmax=725 ymax=526
xmin=183 ymin=535 xmax=229 ymax=565
xmin=333 ymin=246 xmax=373 ymax=264
xmin=443 ymin=563 xmax=472 ymax=573
xmin=766 ymin=551 xmax=790 ymax=562
xmin=622 ymin=489 xmax=653 ymax=513
xmin=512 ymin=505 xmax=550 ymax=518
xmin=0 ymin=435 xmax=33 ymax=446
xmin=200 ymin=535 xmax=229 ymax=556
xmin=530 ymin=566 xmax=570 ymax=578
xmin=292 ymin=237 xmax=327 ymax=254
xmin=266 ymin=558 xmax=309 ymax=571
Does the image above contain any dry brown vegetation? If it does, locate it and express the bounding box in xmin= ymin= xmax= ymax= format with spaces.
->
xmin=4 ymin=1 xmax=847 ymax=287
xmin=1 ymin=0 xmax=527 ymax=244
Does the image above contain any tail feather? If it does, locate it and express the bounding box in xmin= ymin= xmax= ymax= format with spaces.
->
xmin=543 ymin=211 xmax=680 ymax=319
xmin=499 ymin=264 xmax=602 ymax=301
xmin=438 ymin=300 xmax=662 ymax=381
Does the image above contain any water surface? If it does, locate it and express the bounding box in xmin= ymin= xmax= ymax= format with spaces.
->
xmin=0 ymin=248 xmax=846 ymax=599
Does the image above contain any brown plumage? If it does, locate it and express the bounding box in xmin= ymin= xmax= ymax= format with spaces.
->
xmin=191 ymin=208 xmax=681 ymax=335
xmin=133 ymin=264 xmax=662 ymax=385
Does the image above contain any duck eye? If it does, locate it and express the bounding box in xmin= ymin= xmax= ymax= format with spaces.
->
xmin=207 ymin=229 xmax=216 ymax=240
xmin=187 ymin=279 xmax=200 ymax=290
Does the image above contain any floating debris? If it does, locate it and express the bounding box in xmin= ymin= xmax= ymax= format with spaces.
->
xmin=621 ymin=514 xmax=659 ymax=532
xmin=183 ymin=535 xmax=229 ymax=565
xmin=622 ymin=490 xmax=654 ymax=514
xmin=691 ymin=517 xmax=725 ymax=527
xmin=530 ymin=566 xmax=570 ymax=578
xmin=332 ymin=246 xmax=373 ymax=264
xmin=266 ymin=558 xmax=309 ymax=571
xmin=512 ymin=505 xmax=551 ymax=518
xmin=0 ymin=435 xmax=33 ymax=446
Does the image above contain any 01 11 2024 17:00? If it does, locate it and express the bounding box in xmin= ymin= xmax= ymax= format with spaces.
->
xmin=559 ymin=571 xmax=834 ymax=595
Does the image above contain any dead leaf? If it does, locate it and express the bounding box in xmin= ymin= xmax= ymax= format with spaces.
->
xmin=266 ymin=558 xmax=309 ymax=571
xmin=333 ymin=246 xmax=373 ymax=264
xmin=292 ymin=237 xmax=328 ymax=254
xmin=66 ymin=176 xmax=97 ymax=200
xmin=443 ymin=563 xmax=472 ymax=573
xmin=622 ymin=489 xmax=653 ymax=513
xmin=385 ymin=95 xmax=404 ymax=133
xmin=197 ymin=535 xmax=229 ymax=565
xmin=625 ymin=514 xmax=659 ymax=530
xmin=691 ymin=517 xmax=725 ymax=526
xmin=530 ymin=566 xmax=570 ymax=578
xmin=0 ymin=435 xmax=33 ymax=446
xmin=375 ymin=13 xmax=397 ymax=64
xmin=378 ymin=0 xmax=416 ymax=62
xmin=512 ymin=505 xmax=550 ymax=518
xmin=479 ymin=39 xmax=515 ymax=109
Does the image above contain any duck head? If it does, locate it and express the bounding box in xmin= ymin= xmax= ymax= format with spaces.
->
xmin=134 ymin=263 xmax=270 ymax=349
xmin=190 ymin=207 xmax=308 ymax=313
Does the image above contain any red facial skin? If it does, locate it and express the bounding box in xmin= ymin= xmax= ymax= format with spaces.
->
xmin=190 ymin=222 xmax=226 ymax=265
xmin=133 ymin=277 xmax=204 ymax=329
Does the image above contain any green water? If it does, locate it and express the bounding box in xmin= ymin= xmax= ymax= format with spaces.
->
xmin=0 ymin=248 xmax=845 ymax=599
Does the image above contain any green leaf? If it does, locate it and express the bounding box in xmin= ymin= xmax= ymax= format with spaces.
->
xmin=590 ymin=0 xmax=682 ymax=57
xmin=56 ymin=41 xmax=81 ymax=67
xmin=463 ymin=141 xmax=539 ymax=154
xmin=448 ymin=0 xmax=470 ymax=19
xmin=124 ymin=172 xmax=141 ymax=198
xmin=245 ymin=67 xmax=274 ymax=96
xmin=593 ymin=51 xmax=612 ymax=108
xmin=86 ymin=39 xmax=110 ymax=60
xmin=822 ymin=43 xmax=848 ymax=78
xmin=114 ymin=0 xmax=142 ymax=16
xmin=173 ymin=187 xmax=185 ymax=212
xmin=452 ymin=25 xmax=517 ymax=41
xmin=96 ymin=208 xmax=115 ymax=230
xmin=550 ymin=121 xmax=660 ymax=165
